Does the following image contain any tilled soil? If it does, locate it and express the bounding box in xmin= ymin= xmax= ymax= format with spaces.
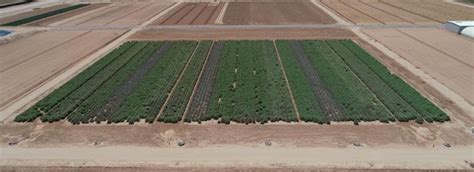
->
xmin=360 ymin=0 xmax=436 ymax=24
xmin=381 ymin=0 xmax=474 ymax=22
xmin=362 ymin=28 xmax=474 ymax=106
xmin=129 ymin=28 xmax=356 ymax=40
xmin=321 ymin=0 xmax=380 ymax=24
xmin=152 ymin=3 xmax=223 ymax=25
xmin=0 ymin=30 xmax=125 ymax=109
xmin=223 ymin=2 xmax=336 ymax=25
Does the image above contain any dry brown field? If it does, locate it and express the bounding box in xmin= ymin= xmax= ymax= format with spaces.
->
xmin=129 ymin=28 xmax=356 ymax=40
xmin=151 ymin=2 xmax=224 ymax=25
xmin=223 ymin=1 xmax=336 ymax=25
xmin=0 ymin=4 xmax=70 ymax=25
xmin=25 ymin=4 xmax=109 ymax=26
xmin=52 ymin=3 xmax=172 ymax=27
xmin=320 ymin=0 xmax=474 ymax=24
xmin=0 ymin=30 xmax=124 ymax=110
xmin=362 ymin=28 xmax=474 ymax=107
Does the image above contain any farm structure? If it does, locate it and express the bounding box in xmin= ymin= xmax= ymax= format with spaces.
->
xmin=361 ymin=28 xmax=474 ymax=107
xmin=223 ymin=1 xmax=336 ymax=25
xmin=319 ymin=0 xmax=474 ymax=24
xmin=150 ymin=2 xmax=225 ymax=25
xmin=14 ymin=40 xmax=449 ymax=124
xmin=0 ymin=30 xmax=125 ymax=112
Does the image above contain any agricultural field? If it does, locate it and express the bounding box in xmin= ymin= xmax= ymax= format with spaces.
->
xmin=223 ymin=1 xmax=336 ymax=24
xmin=0 ymin=4 xmax=72 ymax=25
xmin=319 ymin=0 xmax=474 ymax=24
xmin=48 ymin=2 xmax=173 ymax=27
xmin=14 ymin=40 xmax=449 ymax=124
xmin=151 ymin=2 xmax=225 ymax=25
xmin=0 ymin=30 xmax=124 ymax=114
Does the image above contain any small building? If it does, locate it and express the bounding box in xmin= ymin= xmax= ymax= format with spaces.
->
xmin=444 ymin=21 xmax=474 ymax=34
xmin=460 ymin=27 xmax=474 ymax=38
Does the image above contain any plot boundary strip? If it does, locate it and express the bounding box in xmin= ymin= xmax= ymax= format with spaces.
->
xmin=155 ymin=42 xmax=201 ymax=121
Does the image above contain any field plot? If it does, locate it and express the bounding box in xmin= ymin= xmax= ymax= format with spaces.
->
xmin=223 ymin=2 xmax=335 ymax=25
xmin=151 ymin=2 xmax=224 ymax=25
xmin=362 ymin=28 xmax=474 ymax=106
xmin=320 ymin=0 xmax=474 ymax=24
xmin=25 ymin=3 xmax=108 ymax=26
xmin=14 ymin=40 xmax=449 ymax=124
xmin=0 ymin=4 xmax=71 ymax=25
xmin=0 ymin=30 xmax=124 ymax=111
xmin=53 ymin=2 xmax=172 ymax=27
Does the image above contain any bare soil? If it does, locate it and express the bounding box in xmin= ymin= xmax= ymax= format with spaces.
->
xmin=321 ymin=0 xmax=380 ymax=24
xmin=340 ymin=0 xmax=408 ymax=24
xmin=0 ymin=30 xmax=124 ymax=110
xmin=381 ymin=0 xmax=474 ymax=22
xmin=129 ymin=28 xmax=356 ymax=40
xmin=223 ymin=2 xmax=336 ymax=25
xmin=152 ymin=3 xmax=223 ymax=25
xmin=362 ymin=28 xmax=474 ymax=107
xmin=360 ymin=0 xmax=436 ymax=24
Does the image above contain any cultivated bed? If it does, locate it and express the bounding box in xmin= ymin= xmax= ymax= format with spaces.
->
xmin=14 ymin=40 xmax=449 ymax=124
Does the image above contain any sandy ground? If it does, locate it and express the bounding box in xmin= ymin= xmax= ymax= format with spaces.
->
xmin=0 ymin=30 xmax=124 ymax=113
xmin=129 ymin=28 xmax=356 ymax=40
xmin=0 ymin=121 xmax=472 ymax=169
xmin=223 ymin=2 xmax=335 ymax=25
xmin=381 ymin=0 xmax=474 ymax=22
xmin=361 ymin=28 xmax=474 ymax=107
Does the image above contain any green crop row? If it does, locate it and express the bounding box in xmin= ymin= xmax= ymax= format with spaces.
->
xmin=114 ymin=41 xmax=197 ymax=123
xmin=158 ymin=41 xmax=213 ymax=123
xmin=67 ymin=42 xmax=163 ymax=124
xmin=301 ymin=40 xmax=395 ymax=123
xmin=275 ymin=41 xmax=326 ymax=123
xmin=39 ymin=42 xmax=149 ymax=123
xmin=14 ymin=42 xmax=136 ymax=122
xmin=341 ymin=40 xmax=449 ymax=122
xmin=206 ymin=41 xmax=297 ymax=124
xmin=326 ymin=40 xmax=421 ymax=122
xmin=2 ymin=4 xmax=89 ymax=26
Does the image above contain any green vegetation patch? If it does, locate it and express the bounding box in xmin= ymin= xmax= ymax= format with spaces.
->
xmin=2 ymin=4 xmax=88 ymax=26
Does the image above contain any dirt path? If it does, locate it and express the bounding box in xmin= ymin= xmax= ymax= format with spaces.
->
xmin=215 ymin=2 xmax=228 ymax=24
xmin=1 ymin=146 xmax=471 ymax=169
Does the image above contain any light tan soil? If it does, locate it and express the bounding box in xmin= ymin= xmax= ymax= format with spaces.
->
xmin=0 ymin=30 xmax=124 ymax=110
xmin=24 ymin=4 xmax=109 ymax=26
xmin=320 ymin=0 xmax=380 ymax=24
xmin=381 ymin=0 xmax=474 ymax=22
xmin=129 ymin=28 xmax=356 ymax=40
xmin=106 ymin=2 xmax=172 ymax=27
xmin=360 ymin=0 xmax=437 ymax=24
xmin=151 ymin=3 xmax=221 ymax=25
xmin=362 ymin=28 xmax=474 ymax=107
xmin=223 ymin=2 xmax=336 ymax=25
xmin=0 ymin=4 xmax=70 ymax=25
xmin=340 ymin=0 xmax=408 ymax=24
